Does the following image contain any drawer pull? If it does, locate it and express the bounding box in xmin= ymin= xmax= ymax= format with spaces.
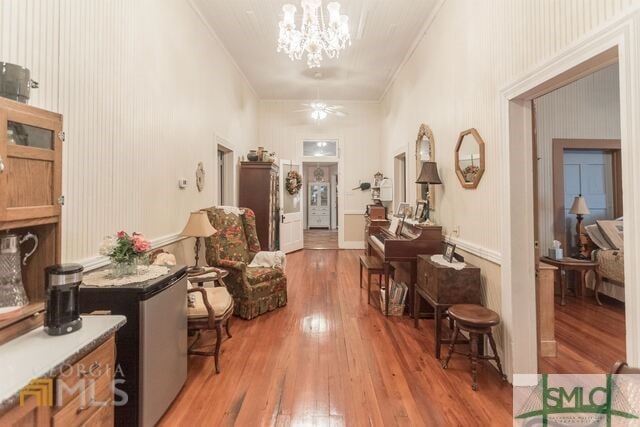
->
xmin=79 ymin=361 xmax=101 ymax=377
xmin=76 ymin=398 xmax=95 ymax=414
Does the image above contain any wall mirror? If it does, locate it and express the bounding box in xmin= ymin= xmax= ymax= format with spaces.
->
xmin=415 ymin=124 xmax=436 ymax=208
xmin=455 ymin=128 xmax=485 ymax=189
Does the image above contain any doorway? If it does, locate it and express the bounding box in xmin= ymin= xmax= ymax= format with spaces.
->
xmin=501 ymin=23 xmax=640 ymax=380
xmin=217 ymin=144 xmax=234 ymax=206
xmin=303 ymin=161 xmax=338 ymax=249
xmin=533 ymin=64 xmax=625 ymax=373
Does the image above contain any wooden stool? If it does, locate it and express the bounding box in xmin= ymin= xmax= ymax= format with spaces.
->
xmin=441 ymin=304 xmax=506 ymax=391
xmin=359 ymin=255 xmax=384 ymax=304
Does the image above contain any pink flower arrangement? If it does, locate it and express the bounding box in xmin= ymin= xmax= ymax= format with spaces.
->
xmin=132 ymin=233 xmax=151 ymax=253
xmin=100 ymin=231 xmax=151 ymax=264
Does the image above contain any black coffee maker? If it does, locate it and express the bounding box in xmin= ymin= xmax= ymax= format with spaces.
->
xmin=44 ymin=264 xmax=83 ymax=336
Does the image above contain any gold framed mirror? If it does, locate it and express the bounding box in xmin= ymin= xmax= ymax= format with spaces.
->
xmin=454 ymin=128 xmax=485 ymax=189
xmin=415 ymin=124 xmax=436 ymax=209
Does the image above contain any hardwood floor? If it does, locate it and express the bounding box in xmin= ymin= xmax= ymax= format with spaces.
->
xmin=160 ymin=250 xmax=513 ymax=426
xmin=304 ymin=229 xmax=339 ymax=250
xmin=539 ymin=293 xmax=626 ymax=374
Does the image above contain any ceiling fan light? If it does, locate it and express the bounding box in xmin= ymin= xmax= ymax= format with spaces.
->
xmin=311 ymin=110 xmax=327 ymax=120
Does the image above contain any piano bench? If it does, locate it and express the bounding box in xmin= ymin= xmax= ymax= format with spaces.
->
xmin=359 ymin=255 xmax=390 ymax=304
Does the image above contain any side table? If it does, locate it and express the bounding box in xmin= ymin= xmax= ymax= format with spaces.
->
xmin=540 ymin=257 xmax=598 ymax=305
xmin=415 ymin=255 xmax=482 ymax=359
xmin=188 ymin=268 xmax=229 ymax=288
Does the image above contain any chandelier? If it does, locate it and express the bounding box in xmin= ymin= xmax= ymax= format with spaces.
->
xmin=278 ymin=0 xmax=351 ymax=68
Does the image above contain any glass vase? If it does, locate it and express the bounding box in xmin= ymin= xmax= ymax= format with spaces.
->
xmin=111 ymin=261 xmax=137 ymax=278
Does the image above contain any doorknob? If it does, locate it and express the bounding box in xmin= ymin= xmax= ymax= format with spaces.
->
xmin=281 ymin=214 xmax=285 ymax=223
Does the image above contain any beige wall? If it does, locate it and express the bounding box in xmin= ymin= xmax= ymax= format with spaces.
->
xmin=258 ymin=101 xmax=382 ymax=246
xmin=380 ymin=0 xmax=637 ymax=370
xmin=534 ymin=64 xmax=621 ymax=252
xmin=0 ymin=0 xmax=258 ymax=265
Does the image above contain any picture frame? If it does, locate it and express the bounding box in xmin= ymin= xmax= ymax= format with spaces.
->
xmin=414 ymin=201 xmax=427 ymax=222
xmin=443 ymin=242 xmax=457 ymax=263
xmin=396 ymin=202 xmax=410 ymax=217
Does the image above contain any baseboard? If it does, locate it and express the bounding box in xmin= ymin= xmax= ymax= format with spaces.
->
xmin=340 ymin=241 xmax=365 ymax=250
xmin=76 ymin=233 xmax=184 ymax=272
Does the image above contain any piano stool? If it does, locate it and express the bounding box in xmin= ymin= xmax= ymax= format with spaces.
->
xmin=359 ymin=255 xmax=391 ymax=304
xmin=441 ymin=304 xmax=507 ymax=391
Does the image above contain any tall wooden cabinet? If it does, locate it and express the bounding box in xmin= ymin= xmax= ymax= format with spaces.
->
xmin=238 ymin=161 xmax=279 ymax=251
xmin=0 ymin=97 xmax=63 ymax=344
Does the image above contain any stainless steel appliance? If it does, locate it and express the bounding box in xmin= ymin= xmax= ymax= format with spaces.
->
xmin=79 ymin=266 xmax=188 ymax=427
xmin=0 ymin=232 xmax=38 ymax=314
xmin=44 ymin=264 xmax=83 ymax=335
xmin=0 ymin=62 xmax=38 ymax=103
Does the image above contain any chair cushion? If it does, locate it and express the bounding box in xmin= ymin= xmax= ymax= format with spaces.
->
xmin=245 ymin=267 xmax=284 ymax=286
xmin=188 ymin=286 xmax=233 ymax=319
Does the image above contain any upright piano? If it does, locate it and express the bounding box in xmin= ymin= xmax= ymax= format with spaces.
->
xmin=367 ymin=219 xmax=442 ymax=316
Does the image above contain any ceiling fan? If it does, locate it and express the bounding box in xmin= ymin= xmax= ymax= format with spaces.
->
xmin=293 ymin=102 xmax=347 ymax=120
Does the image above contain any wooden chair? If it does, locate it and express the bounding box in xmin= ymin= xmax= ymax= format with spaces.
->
xmin=442 ymin=304 xmax=507 ymax=391
xmin=187 ymin=278 xmax=234 ymax=374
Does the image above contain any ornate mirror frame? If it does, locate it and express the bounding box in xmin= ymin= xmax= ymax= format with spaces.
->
xmin=454 ymin=128 xmax=486 ymax=189
xmin=415 ymin=124 xmax=436 ymax=209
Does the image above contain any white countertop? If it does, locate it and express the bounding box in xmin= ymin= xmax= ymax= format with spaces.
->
xmin=0 ymin=315 xmax=126 ymax=409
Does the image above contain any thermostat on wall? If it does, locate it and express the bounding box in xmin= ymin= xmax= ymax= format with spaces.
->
xmin=178 ymin=178 xmax=188 ymax=189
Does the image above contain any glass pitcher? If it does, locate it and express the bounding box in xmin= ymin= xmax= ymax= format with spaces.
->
xmin=0 ymin=232 xmax=38 ymax=313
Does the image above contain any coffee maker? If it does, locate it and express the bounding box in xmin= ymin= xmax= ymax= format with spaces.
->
xmin=44 ymin=264 xmax=83 ymax=336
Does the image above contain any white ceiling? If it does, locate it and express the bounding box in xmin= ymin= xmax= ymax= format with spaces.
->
xmin=192 ymin=0 xmax=441 ymax=101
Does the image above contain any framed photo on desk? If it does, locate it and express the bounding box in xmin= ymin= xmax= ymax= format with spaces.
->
xmin=443 ymin=242 xmax=457 ymax=263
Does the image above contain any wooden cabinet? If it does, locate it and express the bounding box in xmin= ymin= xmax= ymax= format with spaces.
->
xmin=0 ymin=97 xmax=63 ymax=223
xmin=308 ymin=182 xmax=330 ymax=228
xmin=415 ymin=255 xmax=482 ymax=358
xmin=0 ymin=336 xmax=116 ymax=427
xmin=238 ymin=162 xmax=279 ymax=251
xmin=0 ymin=98 xmax=63 ymax=345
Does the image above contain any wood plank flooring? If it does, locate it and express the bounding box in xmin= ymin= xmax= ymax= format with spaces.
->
xmin=160 ymin=250 xmax=512 ymax=426
xmin=304 ymin=230 xmax=339 ymax=250
xmin=539 ymin=293 xmax=625 ymax=374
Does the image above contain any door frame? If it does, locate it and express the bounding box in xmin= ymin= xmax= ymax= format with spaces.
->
xmin=298 ymin=137 xmax=345 ymax=248
xmin=552 ymin=139 xmax=622 ymax=248
xmin=500 ymin=7 xmax=640 ymax=384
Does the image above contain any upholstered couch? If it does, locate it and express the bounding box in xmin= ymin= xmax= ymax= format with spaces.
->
xmin=203 ymin=207 xmax=287 ymax=320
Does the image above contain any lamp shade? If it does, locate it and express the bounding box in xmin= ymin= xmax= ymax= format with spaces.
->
xmin=181 ymin=211 xmax=217 ymax=237
xmin=416 ymin=161 xmax=442 ymax=184
xmin=569 ymin=195 xmax=590 ymax=215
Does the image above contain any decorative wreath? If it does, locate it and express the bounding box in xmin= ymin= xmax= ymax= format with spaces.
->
xmin=286 ymin=170 xmax=303 ymax=195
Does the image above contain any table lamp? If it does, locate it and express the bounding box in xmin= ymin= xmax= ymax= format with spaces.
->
xmin=569 ymin=195 xmax=590 ymax=258
xmin=181 ymin=211 xmax=217 ymax=274
xmin=416 ymin=161 xmax=442 ymax=222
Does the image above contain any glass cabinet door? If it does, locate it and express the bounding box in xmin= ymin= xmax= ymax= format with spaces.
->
xmin=0 ymin=100 xmax=63 ymax=222
xmin=320 ymin=185 xmax=328 ymax=206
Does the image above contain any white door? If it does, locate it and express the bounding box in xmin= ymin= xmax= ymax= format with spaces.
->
xmin=564 ymin=149 xmax=614 ymax=252
xmin=280 ymin=160 xmax=304 ymax=253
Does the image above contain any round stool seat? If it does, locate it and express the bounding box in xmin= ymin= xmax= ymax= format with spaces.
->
xmin=448 ymin=304 xmax=500 ymax=328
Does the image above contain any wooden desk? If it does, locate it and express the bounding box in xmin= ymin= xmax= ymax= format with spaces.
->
xmin=537 ymin=262 xmax=558 ymax=357
xmin=540 ymin=257 xmax=598 ymax=305
xmin=414 ymin=255 xmax=482 ymax=359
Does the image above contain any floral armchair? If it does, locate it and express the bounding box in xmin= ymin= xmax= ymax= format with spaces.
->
xmin=203 ymin=207 xmax=287 ymax=320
